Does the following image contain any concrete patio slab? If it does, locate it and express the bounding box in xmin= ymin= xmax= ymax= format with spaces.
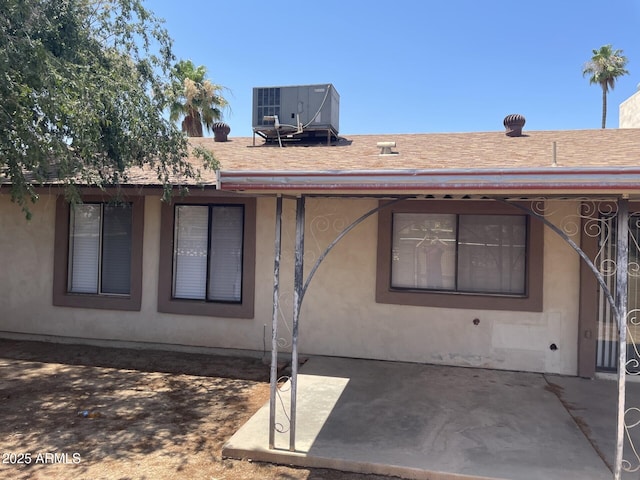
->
xmin=545 ymin=374 xmax=640 ymax=479
xmin=223 ymin=357 xmax=614 ymax=480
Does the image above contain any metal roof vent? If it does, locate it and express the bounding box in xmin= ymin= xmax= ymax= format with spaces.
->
xmin=213 ymin=122 xmax=230 ymax=142
xmin=377 ymin=141 xmax=397 ymax=155
xmin=503 ymin=114 xmax=526 ymax=137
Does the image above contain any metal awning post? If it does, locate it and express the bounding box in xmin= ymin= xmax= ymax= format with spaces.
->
xmin=614 ymin=198 xmax=629 ymax=480
xmin=290 ymin=195 xmax=305 ymax=452
xmin=268 ymin=195 xmax=283 ymax=450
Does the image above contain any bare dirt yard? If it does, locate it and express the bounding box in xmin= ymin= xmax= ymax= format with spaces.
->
xmin=0 ymin=339 xmax=394 ymax=480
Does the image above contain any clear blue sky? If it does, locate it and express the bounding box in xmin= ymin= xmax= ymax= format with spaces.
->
xmin=152 ymin=0 xmax=639 ymax=137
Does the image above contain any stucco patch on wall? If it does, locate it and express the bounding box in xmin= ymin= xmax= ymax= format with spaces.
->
xmin=492 ymin=323 xmax=548 ymax=351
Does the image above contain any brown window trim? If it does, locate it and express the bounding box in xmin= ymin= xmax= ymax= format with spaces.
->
xmin=53 ymin=195 xmax=144 ymax=311
xmin=157 ymin=195 xmax=256 ymax=319
xmin=376 ymin=200 xmax=543 ymax=312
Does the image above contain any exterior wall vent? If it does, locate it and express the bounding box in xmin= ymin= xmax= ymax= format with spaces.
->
xmin=252 ymin=84 xmax=340 ymax=144
xmin=503 ymin=114 xmax=526 ymax=137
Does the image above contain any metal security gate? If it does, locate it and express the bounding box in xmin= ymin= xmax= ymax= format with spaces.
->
xmin=597 ymin=213 xmax=640 ymax=374
xmin=597 ymin=215 xmax=619 ymax=371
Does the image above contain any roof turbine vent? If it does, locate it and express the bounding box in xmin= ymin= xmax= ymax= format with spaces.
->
xmin=503 ymin=114 xmax=526 ymax=137
xmin=213 ymin=122 xmax=231 ymax=142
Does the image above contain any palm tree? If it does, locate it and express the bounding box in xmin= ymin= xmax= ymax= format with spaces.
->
xmin=169 ymin=60 xmax=229 ymax=137
xmin=582 ymin=45 xmax=629 ymax=129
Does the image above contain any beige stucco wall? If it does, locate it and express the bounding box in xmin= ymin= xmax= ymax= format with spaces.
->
xmin=0 ymin=194 xmax=276 ymax=352
xmin=0 ymin=194 xmax=581 ymax=375
xmin=286 ymin=198 xmax=579 ymax=375
xmin=620 ymin=90 xmax=640 ymax=127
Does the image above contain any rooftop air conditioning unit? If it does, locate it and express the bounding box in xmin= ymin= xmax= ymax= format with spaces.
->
xmin=252 ymin=84 xmax=339 ymax=143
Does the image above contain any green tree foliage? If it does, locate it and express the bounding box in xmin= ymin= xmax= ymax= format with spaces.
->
xmin=169 ymin=59 xmax=228 ymax=137
xmin=0 ymin=0 xmax=214 ymax=218
xmin=583 ymin=44 xmax=629 ymax=129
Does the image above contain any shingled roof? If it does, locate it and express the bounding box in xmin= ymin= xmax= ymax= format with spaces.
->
xmin=191 ymin=128 xmax=640 ymax=172
xmin=9 ymin=129 xmax=636 ymax=194
xmin=183 ymin=128 xmax=640 ymax=196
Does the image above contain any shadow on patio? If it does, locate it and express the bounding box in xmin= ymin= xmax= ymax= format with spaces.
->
xmin=224 ymin=356 xmax=640 ymax=480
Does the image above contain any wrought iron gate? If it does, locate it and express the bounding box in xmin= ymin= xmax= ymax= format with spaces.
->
xmin=596 ymin=213 xmax=640 ymax=374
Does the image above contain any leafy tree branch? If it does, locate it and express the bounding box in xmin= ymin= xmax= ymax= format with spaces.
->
xmin=0 ymin=0 xmax=214 ymax=218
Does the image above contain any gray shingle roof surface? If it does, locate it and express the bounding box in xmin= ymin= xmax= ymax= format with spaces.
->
xmin=7 ymin=129 xmax=638 ymax=188
xmin=186 ymin=129 xmax=640 ymax=180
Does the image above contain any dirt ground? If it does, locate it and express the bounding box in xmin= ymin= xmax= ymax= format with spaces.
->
xmin=0 ymin=338 xmax=396 ymax=480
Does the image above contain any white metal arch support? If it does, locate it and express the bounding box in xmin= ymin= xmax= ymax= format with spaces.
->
xmin=504 ymin=198 xmax=629 ymax=480
xmin=268 ymin=195 xmax=413 ymax=452
xmin=269 ymin=195 xmax=631 ymax=479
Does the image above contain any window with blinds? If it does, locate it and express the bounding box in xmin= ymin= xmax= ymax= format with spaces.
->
xmin=391 ymin=213 xmax=527 ymax=295
xmin=172 ymin=204 xmax=244 ymax=303
xmin=68 ymin=203 xmax=132 ymax=295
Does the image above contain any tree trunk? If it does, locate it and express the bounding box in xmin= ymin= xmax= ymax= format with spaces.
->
xmin=182 ymin=113 xmax=203 ymax=137
xmin=601 ymin=84 xmax=607 ymax=129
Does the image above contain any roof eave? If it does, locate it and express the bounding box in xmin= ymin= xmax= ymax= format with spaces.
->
xmin=217 ymin=167 xmax=640 ymax=196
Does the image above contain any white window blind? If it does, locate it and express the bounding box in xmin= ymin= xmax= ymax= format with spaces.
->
xmin=68 ymin=203 xmax=133 ymax=295
xmin=172 ymin=205 xmax=244 ymax=303
xmin=209 ymin=206 xmax=243 ymax=302
xmin=69 ymin=204 xmax=101 ymax=293
xmin=173 ymin=206 xmax=208 ymax=299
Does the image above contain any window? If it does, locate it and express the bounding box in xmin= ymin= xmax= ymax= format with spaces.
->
xmin=158 ymin=196 xmax=256 ymax=318
xmin=172 ymin=205 xmax=244 ymax=302
xmin=68 ymin=203 xmax=132 ymax=295
xmin=53 ymin=195 xmax=144 ymax=311
xmin=392 ymin=213 xmax=526 ymax=295
xmin=377 ymin=200 xmax=543 ymax=311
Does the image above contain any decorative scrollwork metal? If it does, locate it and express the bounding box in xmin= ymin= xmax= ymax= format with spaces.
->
xmin=274 ymin=375 xmax=292 ymax=434
xmin=306 ymin=200 xmax=351 ymax=266
xmin=623 ymin=405 xmax=640 ymax=473
xmin=276 ymin=291 xmax=294 ymax=349
xmin=626 ymin=310 xmax=640 ymax=376
xmin=509 ymin=197 xmax=639 ymax=478
xmin=271 ymin=195 xmax=640 ymax=476
xmin=274 ymin=199 xmax=353 ymax=351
